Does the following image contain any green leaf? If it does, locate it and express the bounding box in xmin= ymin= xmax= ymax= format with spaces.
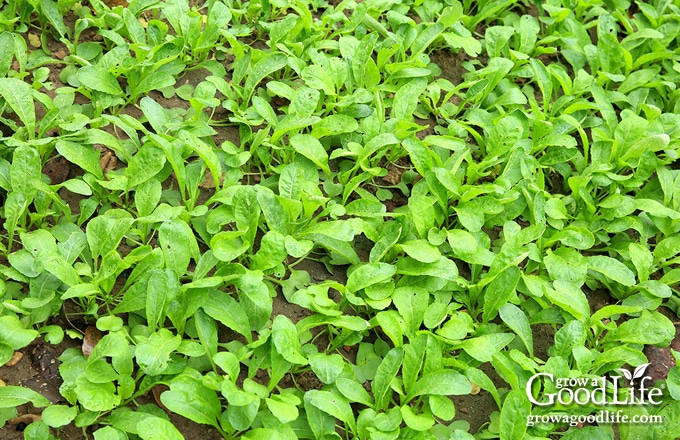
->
xmin=401 ymin=404 xmax=434 ymax=431
xmin=178 ymin=130 xmax=222 ymax=190
xmin=97 ymin=315 xmax=124 ymax=332
xmin=0 ymin=33 xmax=14 ymax=77
xmin=38 ymin=250 xmax=80 ymax=287
xmin=629 ymin=243 xmax=653 ymax=282
xmin=305 ymin=390 xmax=355 ymax=433
xmin=272 ymin=315 xmax=307 ymax=365
xmin=236 ymin=271 xmax=271 ymax=331
xmin=395 ymin=257 xmax=459 ymax=281
xmin=499 ymin=390 xmax=530 ymax=440
xmin=459 ymin=333 xmax=515 ymax=362
xmin=311 ymin=114 xmax=359 ymax=137
xmin=499 ymin=304 xmax=534 ymax=357
xmin=61 ymin=179 xmax=92 ymax=195
xmin=202 ymin=292 xmax=252 ymax=343
xmin=346 ymin=263 xmax=396 ymax=293
xmin=94 ymin=426 xmax=128 ymax=440
xmin=667 ymin=367 xmax=680 ymax=401
xmin=42 ymin=405 xmax=78 ymax=428
xmin=399 ymin=240 xmax=441 ymax=263
xmin=483 ymin=266 xmax=520 ymax=322
xmin=244 ymin=53 xmax=287 ymax=101
xmin=131 ymin=71 xmax=177 ymax=99
xmin=0 ymin=78 xmax=35 ymax=134
xmin=410 ymin=21 xmax=446 ymax=57
xmin=251 ymin=230 xmax=287 ymax=271
xmin=289 ymin=134 xmax=330 ymax=174
xmin=442 ymin=31 xmax=482 ymax=57
xmin=428 ymin=394 xmax=456 ymax=421
xmin=554 ymin=320 xmax=587 ymax=358
xmin=138 ymin=416 xmax=185 ymax=440
xmin=62 ymin=283 xmax=100 ymax=300
xmin=55 ymin=140 xmax=104 ymax=179
xmin=135 ymin=178 xmax=162 ymax=217
xmin=74 ymin=377 xmax=121 ymax=411
xmin=86 ymin=209 xmax=134 ymax=260
xmin=654 ymin=235 xmax=680 ymax=261
xmin=126 ymin=145 xmax=166 ymax=189
xmin=309 ymin=353 xmax=345 ymax=384
xmin=392 ymin=78 xmax=427 ymax=120
xmin=10 ymin=146 xmax=40 ymax=197
xmin=608 ymin=310 xmax=675 ymax=345
xmin=0 ymin=316 xmax=39 ymax=350
xmin=0 ymin=343 xmax=13 ymax=365
xmin=159 ymin=219 xmax=198 ymax=277
xmin=210 ymin=230 xmax=249 ymax=262
xmin=407 ymin=369 xmax=471 ymax=400
xmin=297 ymin=314 xmax=370 ymax=334
xmin=373 ymin=347 xmax=403 ymax=411
xmin=436 ymin=312 xmax=473 ymax=341
xmin=265 ymin=397 xmax=299 ymax=424
xmin=370 ymin=223 xmax=401 ymax=263
xmin=393 ymin=287 xmax=428 ymax=336
xmin=221 ymin=380 xmax=257 ymax=407
xmin=335 ymin=378 xmax=374 ymax=407
xmin=139 ymin=97 xmax=167 ymax=133
xmin=284 ymin=235 xmax=313 ymax=258
xmin=301 ymin=64 xmax=336 ymax=95
xmin=544 ymin=280 xmax=590 ymax=322
xmin=40 ymin=0 xmax=69 ymax=38
xmin=373 ymin=311 xmax=404 ymax=347
xmin=544 ymin=247 xmax=587 ymax=285
xmin=135 ymin=329 xmax=182 ymax=376
xmin=77 ymin=65 xmax=123 ymax=95
xmin=587 ymin=255 xmax=637 ymax=286
xmin=146 ymin=269 xmax=177 ymax=331
xmin=278 ymin=162 xmax=304 ymax=200
xmin=0 ymin=386 xmax=50 ymax=408
xmin=161 ymin=373 xmax=221 ymax=428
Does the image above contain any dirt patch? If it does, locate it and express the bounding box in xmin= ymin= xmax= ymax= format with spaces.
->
xmin=415 ymin=115 xmax=439 ymax=140
xmin=0 ymin=338 xmax=83 ymax=439
xmin=453 ymin=363 xmax=504 ymax=434
xmin=430 ymin=49 xmax=468 ymax=85
xmin=43 ymin=155 xmax=71 ymax=185
xmin=452 ymin=390 xmax=497 ymax=434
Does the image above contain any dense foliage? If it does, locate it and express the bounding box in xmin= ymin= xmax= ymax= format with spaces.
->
xmin=1 ymin=0 xmax=680 ymax=438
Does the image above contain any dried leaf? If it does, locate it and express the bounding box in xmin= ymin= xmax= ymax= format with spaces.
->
xmin=82 ymin=326 xmax=102 ymax=357
xmin=6 ymin=351 xmax=23 ymax=367
xmin=28 ymin=34 xmax=41 ymax=48
xmin=10 ymin=414 xmax=42 ymax=425
xmin=383 ymin=164 xmax=405 ymax=185
xmin=152 ymin=384 xmax=170 ymax=411
xmin=103 ymin=0 xmax=129 ymax=7
xmin=199 ymin=169 xmax=225 ymax=189
xmin=99 ymin=150 xmax=117 ymax=173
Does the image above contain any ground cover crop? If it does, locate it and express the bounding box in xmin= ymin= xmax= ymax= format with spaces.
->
xmin=1 ymin=0 xmax=680 ymax=438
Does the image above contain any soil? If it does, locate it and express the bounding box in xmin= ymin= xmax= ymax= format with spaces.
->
xmin=0 ymin=339 xmax=83 ymax=439
xmin=429 ymin=49 xmax=469 ymax=86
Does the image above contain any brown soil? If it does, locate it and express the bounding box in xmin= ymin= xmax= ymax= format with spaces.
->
xmin=430 ymin=49 xmax=469 ymax=86
xmin=0 ymin=339 xmax=82 ymax=439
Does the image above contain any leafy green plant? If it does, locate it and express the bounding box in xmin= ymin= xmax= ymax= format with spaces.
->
xmin=2 ymin=0 xmax=680 ymax=439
